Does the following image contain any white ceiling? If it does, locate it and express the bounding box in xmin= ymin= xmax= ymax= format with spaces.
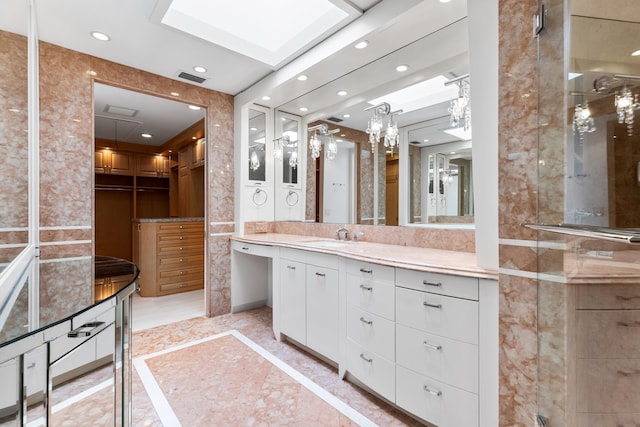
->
xmin=1 ymin=0 xmax=471 ymax=147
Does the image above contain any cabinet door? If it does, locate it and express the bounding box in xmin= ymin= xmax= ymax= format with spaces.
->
xmin=191 ymin=139 xmax=205 ymax=167
xmin=136 ymin=153 xmax=167 ymax=177
xmin=280 ymin=259 xmax=306 ymax=344
xmin=306 ymin=265 xmax=339 ymax=361
xmin=110 ymin=151 xmax=133 ymax=175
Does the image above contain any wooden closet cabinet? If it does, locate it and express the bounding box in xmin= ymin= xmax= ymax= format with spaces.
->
xmin=133 ymin=220 xmax=204 ymax=297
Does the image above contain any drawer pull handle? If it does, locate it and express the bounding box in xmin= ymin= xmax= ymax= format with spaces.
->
xmin=179 ymin=247 xmax=183 ymax=251
xmin=315 ymin=272 xmax=326 ymax=277
xmin=359 ymin=353 xmax=373 ymax=363
xmin=359 ymin=268 xmax=373 ymax=274
xmin=287 ymin=265 xmax=296 ymax=270
xmin=68 ymin=321 xmax=105 ymax=338
xmin=422 ymin=280 xmax=442 ymax=287
xmin=26 ymin=362 xmax=36 ymax=369
xmin=616 ymin=295 xmax=640 ymax=301
xmin=423 ymin=385 xmax=442 ymax=397
xmin=618 ymin=369 xmax=640 ymax=377
xmin=180 ymin=271 xmax=186 ymax=275
xmin=423 ymin=341 xmax=442 ymax=351
xmin=617 ymin=321 xmax=640 ymax=327
xmin=359 ymin=284 xmax=373 ymax=291
xmin=423 ymin=301 xmax=442 ymax=309
xmin=359 ymin=317 xmax=373 ymax=325
xmin=242 ymin=247 xmax=249 ymax=250
xmin=179 ymin=225 xmax=184 ymax=229
xmin=179 ymin=236 xmax=184 ymax=240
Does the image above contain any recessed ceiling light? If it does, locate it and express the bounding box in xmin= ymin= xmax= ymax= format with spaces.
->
xmin=632 ymin=49 xmax=640 ymax=57
xmin=355 ymin=40 xmax=368 ymax=49
xmin=188 ymin=105 xmax=201 ymax=110
xmin=170 ymin=92 xmax=180 ymax=97
xmin=396 ymin=64 xmax=409 ymax=72
xmin=261 ymin=95 xmax=271 ymax=101
xmin=343 ymin=114 xmax=351 ymax=118
xmin=423 ymin=139 xmax=429 ymax=142
xmin=450 ymin=151 xmax=456 ymax=154
xmin=299 ymin=107 xmax=308 ymax=112
xmin=250 ymin=127 xmax=257 ymax=131
xmin=193 ymin=65 xmax=207 ymax=73
xmin=141 ymin=133 xmax=153 ymax=138
xmin=90 ymin=31 xmax=110 ymax=41
xmin=297 ymin=75 xmax=308 ymax=81
xmin=439 ymin=0 xmax=452 ymax=3
xmin=337 ymin=90 xmax=348 ymax=96
xmin=192 ymin=136 xmax=197 ymax=139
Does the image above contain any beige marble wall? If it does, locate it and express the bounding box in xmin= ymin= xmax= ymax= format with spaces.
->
xmin=38 ymin=42 xmax=234 ymax=314
xmin=498 ymin=0 xmax=542 ymax=424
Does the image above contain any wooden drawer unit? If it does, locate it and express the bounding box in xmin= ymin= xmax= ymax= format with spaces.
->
xmin=346 ymin=339 xmax=395 ymax=403
xmin=134 ymin=220 xmax=204 ymax=297
xmin=396 ymin=286 xmax=478 ymax=345
xmin=346 ymin=305 xmax=395 ymax=362
xmin=396 ymin=365 xmax=478 ymax=427
xmin=396 ymin=323 xmax=478 ymax=393
xmin=396 ymin=268 xmax=478 ymax=301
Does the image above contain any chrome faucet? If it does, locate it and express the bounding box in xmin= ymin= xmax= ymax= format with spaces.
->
xmin=352 ymin=231 xmax=364 ymax=242
xmin=335 ymin=226 xmax=349 ymax=241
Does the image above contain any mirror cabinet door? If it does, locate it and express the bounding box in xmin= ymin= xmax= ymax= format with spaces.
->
xmin=248 ymin=108 xmax=266 ymax=182
xmin=277 ymin=113 xmax=301 ymax=187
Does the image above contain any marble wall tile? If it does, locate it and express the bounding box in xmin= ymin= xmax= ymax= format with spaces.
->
xmin=207 ymin=236 xmax=231 ymax=316
xmin=0 ymin=30 xmax=29 ymax=230
xmin=39 ymin=43 xmax=234 ymax=317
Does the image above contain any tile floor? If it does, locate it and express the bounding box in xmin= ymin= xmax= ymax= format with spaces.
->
xmin=131 ymin=293 xmax=423 ymax=426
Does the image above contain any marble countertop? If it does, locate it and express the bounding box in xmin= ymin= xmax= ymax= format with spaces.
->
xmin=232 ymin=233 xmax=498 ymax=280
xmin=133 ymin=217 xmax=204 ymax=223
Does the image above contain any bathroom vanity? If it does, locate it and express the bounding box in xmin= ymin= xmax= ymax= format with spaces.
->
xmin=231 ymin=233 xmax=498 ymax=427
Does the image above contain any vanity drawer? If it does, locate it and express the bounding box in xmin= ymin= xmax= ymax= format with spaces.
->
xmin=157 ymin=231 xmax=203 ymax=243
xmin=346 ymin=305 xmax=395 ymax=362
xmin=159 ymin=278 xmax=203 ymax=294
xmin=157 ymin=241 xmax=203 ymax=255
xmin=577 ymin=310 xmax=640 ymax=358
xmin=158 ymin=265 xmax=203 ymax=282
xmin=279 ymin=247 xmax=339 ymax=270
xmin=396 ymin=268 xmax=478 ymax=301
xmin=396 ymin=365 xmax=478 ymax=427
xmin=232 ymin=241 xmax=273 ymax=258
xmin=346 ymin=273 xmax=395 ymax=320
xmin=396 ymin=287 xmax=478 ymax=345
xmin=577 ymin=358 xmax=640 ymax=413
xmin=346 ymin=259 xmax=395 ymax=283
xmin=577 ymin=284 xmax=640 ymax=310
xmin=346 ymin=339 xmax=395 ymax=403
xmin=396 ymin=323 xmax=478 ymax=393
xmin=158 ymin=254 xmax=204 ymax=269
xmin=157 ymin=222 xmax=203 ymax=233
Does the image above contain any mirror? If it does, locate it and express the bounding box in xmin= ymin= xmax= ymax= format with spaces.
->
xmin=248 ymin=109 xmax=266 ymax=182
xmin=280 ymin=18 xmax=471 ymax=226
xmin=281 ymin=117 xmax=299 ymax=185
xmin=563 ymin=12 xmax=640 ymax=228
xmin=0 ymin=13 xmax=29 ymax=270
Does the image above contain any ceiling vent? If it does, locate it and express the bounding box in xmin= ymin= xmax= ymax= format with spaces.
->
xmin=178 ymin=71 xmax=207 ymax=84
xmin=104 ymin=104 xmax=138 ymax=117
xmin=326 ymin=116 xmax=343 ymax=123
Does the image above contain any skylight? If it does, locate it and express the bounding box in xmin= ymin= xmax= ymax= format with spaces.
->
xmin=160 ymin=0 xmax=360 ymax=67
xmin=368 ymin=75 xmax=459 ymax=113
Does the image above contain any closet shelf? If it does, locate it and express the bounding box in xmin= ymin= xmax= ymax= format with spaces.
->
xmin=522 ymin=223 xmax=640 ymax=245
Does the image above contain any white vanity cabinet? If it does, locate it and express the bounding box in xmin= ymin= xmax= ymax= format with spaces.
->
xmin=279 ymin=248 xmax=340 ymax=362
xmin=345 ymin=259 xmax=397 ymax=402
xmin=395 ymin=268 xmax=481 ymax=427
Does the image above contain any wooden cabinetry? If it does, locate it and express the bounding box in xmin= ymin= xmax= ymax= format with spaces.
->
xmin=134 ymin=221 xmax=204 ymax=297
xmin=95 ymin=149 xmax=133 ymax=175
xmin=135 ymin=152 xmax=170 ymax=178
xmin=279 ymin=248 xmax=340 ymax=362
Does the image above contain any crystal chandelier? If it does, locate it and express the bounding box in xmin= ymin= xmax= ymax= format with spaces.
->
xmin=249 ymin=149 xmax=260 ymax=172
xmin=272 ymin=135 xmax=290 ymax=160
xmin=326 ymin=135 xmax=338 ymax=160
xmin=573 ymin=102 xmax=595 ymax=138
xmin=365 ymin=102 xmax=391 ymax=153
xmin=615 ymin=87 xmax=640 ymax=136
xmin=307 ymin=123 xmax=340 ymax=161
xmin=445 ymin=74 xmax=471 ymax=131
xmin=383 ymin=111 xmax=400 ymax=154
xmin=289 ymin=150 xmax=298 ymax=168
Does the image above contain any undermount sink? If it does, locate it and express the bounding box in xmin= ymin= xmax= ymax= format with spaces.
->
xmin=300 ymin=240 xmax=353 ymax=248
